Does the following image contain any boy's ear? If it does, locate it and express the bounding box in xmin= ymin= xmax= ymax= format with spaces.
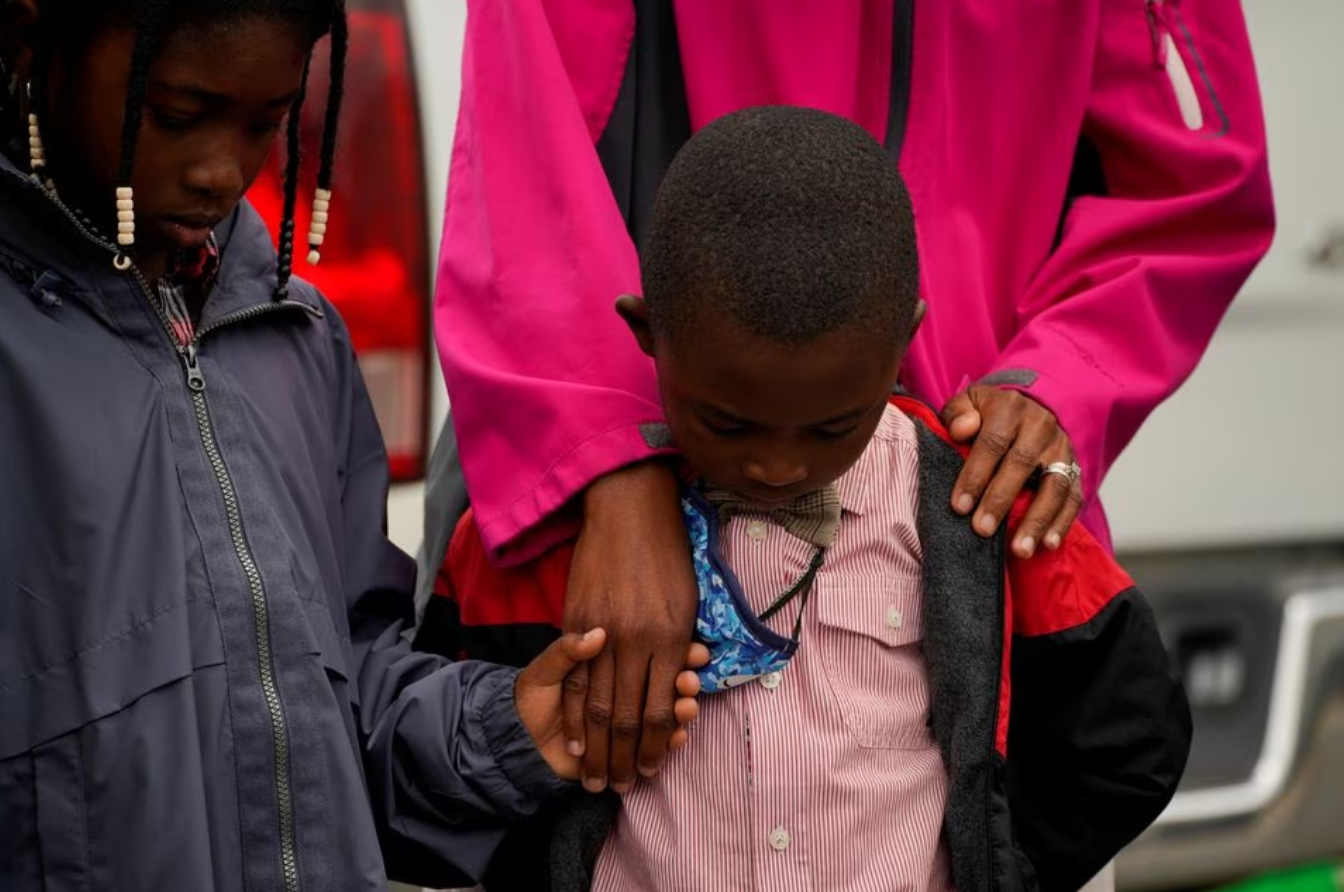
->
xmin=908 ymin=300 xmax=928 ymax=341
xmin=615 ymin=294 xmax=657 ymax=358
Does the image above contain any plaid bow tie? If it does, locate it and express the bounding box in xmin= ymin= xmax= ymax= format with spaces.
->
xmin=702 ymin=484 xmax=843 ymax=549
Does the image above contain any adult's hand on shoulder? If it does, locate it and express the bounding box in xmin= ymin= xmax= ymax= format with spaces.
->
xmin=942 ymin=385 xmax=1083 ymax=557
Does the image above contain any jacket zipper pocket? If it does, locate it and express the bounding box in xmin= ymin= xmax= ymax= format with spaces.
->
xmin=1146 ymin=0 xmax=1228 ymax=135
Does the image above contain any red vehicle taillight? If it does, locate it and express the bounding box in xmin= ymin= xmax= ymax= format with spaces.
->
xmin=249 ymin=2 xmax=430 ymax=482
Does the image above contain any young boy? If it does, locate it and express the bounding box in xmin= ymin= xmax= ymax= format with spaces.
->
xmin=426 ymin=107 xmax=1191 ymax=892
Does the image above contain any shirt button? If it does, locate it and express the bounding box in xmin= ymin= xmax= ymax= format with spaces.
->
xmin=886 ymin=606 xmax=904 ymax=630
xmin=746 ymin=520 xmax=768 ymax=541
xmin=759 ymin=671 xmax=783 ymax=691
xmin=768 ymin=826 xmax=791 ymax=852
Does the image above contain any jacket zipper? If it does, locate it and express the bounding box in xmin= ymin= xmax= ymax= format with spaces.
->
xmin=175 ymin=328 xmax=301 ymax=892
xmin=138 ymin=276 xmax=311 ymax=892
xmin=36 ymin=184 xmax=305 ymax=892
xmin=885 ymin=0 xmax=916 ymax=162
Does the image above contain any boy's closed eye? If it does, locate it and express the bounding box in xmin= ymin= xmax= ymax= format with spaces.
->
xmin=703 ymin=420 xmax=752 ymax=439
xmin=810 ymin=423 xmax=863 ymax=440
xmin=695 ymin=408 xmax=754 ymax=439
xmin=808 ymin=404 xmax=884 ymax=440
xmin=695 ymin=403 xmax=878 ymax=441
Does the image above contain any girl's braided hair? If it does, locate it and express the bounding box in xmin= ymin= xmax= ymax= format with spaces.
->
xmin=30 ymin=0 xmax=347 ymax=297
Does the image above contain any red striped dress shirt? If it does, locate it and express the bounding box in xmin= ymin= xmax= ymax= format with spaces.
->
xmin=593 ymin=405 xmax=953 ymax=891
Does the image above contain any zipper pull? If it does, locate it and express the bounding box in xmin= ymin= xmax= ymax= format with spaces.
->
xmin=182 ymin=343 xmax=206 ymax=392
xmin=1146 ymin=0 xmax=1169 ymax=68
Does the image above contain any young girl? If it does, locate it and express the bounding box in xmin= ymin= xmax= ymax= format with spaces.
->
xmin=0 ymin=2 xmax=699 ymax=888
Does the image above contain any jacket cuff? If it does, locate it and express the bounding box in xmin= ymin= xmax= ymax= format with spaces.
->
xmin=983 ymin=339 xmax=1118 ymax=500
xmin=477 ymin=667 xmax=577 ymax=803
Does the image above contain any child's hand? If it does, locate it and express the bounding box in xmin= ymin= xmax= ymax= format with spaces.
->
xmin=660 ymin=642 xmax=710 ymax=760
xmin=517 ymin=633 xmax=707 ymax=782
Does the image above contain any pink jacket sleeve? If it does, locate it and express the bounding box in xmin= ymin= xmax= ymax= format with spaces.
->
xmin=435 ymin=0 xmax=666 ymax=564
xmin=989 ymin=0 xmax=1274 ymax=493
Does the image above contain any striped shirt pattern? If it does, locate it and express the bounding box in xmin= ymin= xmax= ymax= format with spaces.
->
xmin=156 ymin=276 xmax=197 ymax=347
xmin=155 ymin=235 xmax=219 ymax=347
xmin=593 ymin=405 xmax=953 ymax=892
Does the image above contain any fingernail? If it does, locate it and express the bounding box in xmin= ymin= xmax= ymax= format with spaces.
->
xmin=582 ymin=776 xmax=607 ymax=794
xmin=1045 ymin=533 xmax=1062 ymax=550
xmin=1017 ymin=537 xmax=1035 ymax=557
xmin=638 ymin=764 xmax=658 ymax=778
xmin=612 ymin=780 xmax=633 ymax=795
xmin=566 ymin=740 xmax=584 ymax=757
xmin=955 ymin=494 xmax=974 ymax=514
xmin=977 ymin=514 xmax=998 ymax=535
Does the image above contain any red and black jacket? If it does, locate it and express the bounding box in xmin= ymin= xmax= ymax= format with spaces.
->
xmin=417 ymin=396 xmax=1192 ymax=892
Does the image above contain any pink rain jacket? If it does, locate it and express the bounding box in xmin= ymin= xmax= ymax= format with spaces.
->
xmin=436 ymin=0 xmax=1274 ymax=564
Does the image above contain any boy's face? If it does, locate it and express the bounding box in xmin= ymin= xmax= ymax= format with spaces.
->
xmin=25 ymin=11 xmax=309 ymax=281
xmin=621 ymin=297 xmax=909 ymax=507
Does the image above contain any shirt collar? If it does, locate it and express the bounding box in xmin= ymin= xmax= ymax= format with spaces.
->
xmin=834 ymin=462 xmax=873 ymax=517
xmin=833 ymin=403 xmax=904 ymax=517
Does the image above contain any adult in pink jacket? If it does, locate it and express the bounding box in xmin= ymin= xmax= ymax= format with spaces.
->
xmin=433 ymin=0 xmax=1274 ymax=796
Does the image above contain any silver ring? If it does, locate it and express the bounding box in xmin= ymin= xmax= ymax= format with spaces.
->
xmin=1041 ymin=461 xmax=1081 ymax=488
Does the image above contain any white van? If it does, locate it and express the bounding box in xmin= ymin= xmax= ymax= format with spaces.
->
xmin=262 ymin=2 xmax=1344 ymax=889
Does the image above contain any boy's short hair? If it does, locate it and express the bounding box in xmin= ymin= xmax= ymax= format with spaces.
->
xmin=642 ymin=105 xmax=920 ymax=347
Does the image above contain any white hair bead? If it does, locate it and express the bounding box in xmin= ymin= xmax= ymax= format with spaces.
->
xmin=114 ymin=186 xmax=135 ymax=249
xmin=307 ymin=190 xmax=333 ymax=265
xmin=27 ymin=113 xmax=47 ymax=178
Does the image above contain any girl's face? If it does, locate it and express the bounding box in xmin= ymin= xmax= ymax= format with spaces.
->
xmin=39 ymin=14 xmax=310 ymax=281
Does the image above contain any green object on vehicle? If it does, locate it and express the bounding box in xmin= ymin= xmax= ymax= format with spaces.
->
xmin=1211 ymin=863 xmax=1343 ymax=892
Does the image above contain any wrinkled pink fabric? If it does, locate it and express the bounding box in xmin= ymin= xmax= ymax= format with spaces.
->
xmin=437 ymin=0 xmax=1274 ymax=564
